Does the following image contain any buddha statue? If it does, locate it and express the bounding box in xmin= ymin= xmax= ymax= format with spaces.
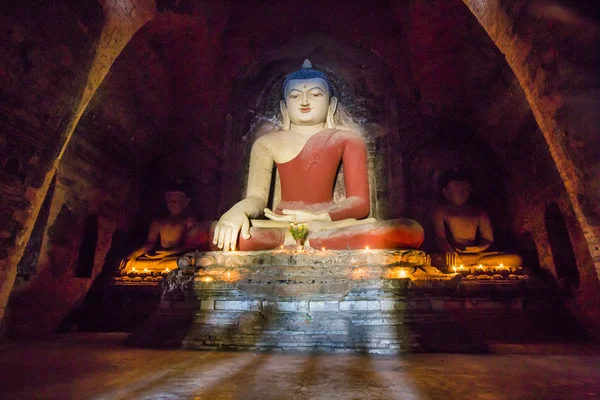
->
xmin=212 ymin=60 xmax=424 ymax=251
xmin=120 ymin=184 xmax=195 ymax=273
xmin=431 ymin=169 xmax=523 ymax=269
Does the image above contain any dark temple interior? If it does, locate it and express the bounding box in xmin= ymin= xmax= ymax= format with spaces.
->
xmin=1 ymin=1 xmax=600 ymax=398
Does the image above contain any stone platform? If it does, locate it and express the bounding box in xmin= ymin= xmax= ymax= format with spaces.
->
xmin=128 ymin=249 xmax=567 ymax=353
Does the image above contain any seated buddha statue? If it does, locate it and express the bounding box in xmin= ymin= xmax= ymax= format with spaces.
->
xmin=430 ymin=169 xmax=523 ymax=269
xmin=120 ymin=184 xmax=195 ymax=273
xmin=212 ymin=60 xmax=424 ymax=251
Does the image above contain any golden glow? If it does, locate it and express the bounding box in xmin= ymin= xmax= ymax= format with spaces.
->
xmin=202 ymin=277 xmax=213 ymax=283
xmin=351 ymin=267 xmax=366 ymax=280
xmin=322 ymin=247 xmax=326 ymax=252
xmin=280 ymin=245 xmax=284 ymax=250
xmin=478 ymin=264 xmax=483 ymax=269
xmin=365 ymin=246 xmax=369 ymax=250
xmin=399 ymin=270 xmax=406 ymax=278
xmin=499 ymin=263 xmax=504 ymax=269
xmin=452 ymin=266 xmax=457 ymax=272
xmin=459 ymin=265 xmax=465 ymax=270
xmin=227 ymin=272 xmax=231 ymax=281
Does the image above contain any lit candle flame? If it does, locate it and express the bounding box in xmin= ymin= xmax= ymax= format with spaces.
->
xmin=452 ymin=266 xmax=457 ymax=272
xmin=365 ymin=246 xmax=369 ymax=250
xmin=478 ymin=264 xmax=483 ymax=269
xmin=499 ymin=263 xmax=504 ymax=269
xmin=227 ymin=272 xmax=231 ymax=280
xmin=203 ymin=277 xmax=213 ymax=282
xmin=399 ymin=270 xmax=406 ymax=278
xmin=322 ymin=247 xmax=326 ymax=252
xmin=459 ymin=265 xmax=464 ymax=270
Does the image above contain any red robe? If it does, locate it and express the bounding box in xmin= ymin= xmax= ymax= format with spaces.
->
xmin=275 ymin=129 xmax=370 ymax=221
xmin=190 ymin=129 xmax=424 ymax=251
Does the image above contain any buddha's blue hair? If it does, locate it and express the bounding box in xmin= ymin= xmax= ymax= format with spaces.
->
xmin=282 ymin=67 xmax=334 ymax=99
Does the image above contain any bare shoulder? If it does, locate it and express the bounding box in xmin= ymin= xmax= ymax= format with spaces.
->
xmin=461 ymin=204 xmax=488 ymax=219
xmin=253 ymin=131 xmax=287 ymax=153
xmin=255 ymin=131 xmax=285 ymax=144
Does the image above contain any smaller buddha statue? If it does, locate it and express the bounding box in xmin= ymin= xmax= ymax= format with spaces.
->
xmin=120 ymin=183 xmax=195 ymax=273
xmin=431 ymin=169 xmax=523 ymax=269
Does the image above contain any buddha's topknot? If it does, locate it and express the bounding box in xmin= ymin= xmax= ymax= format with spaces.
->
xmin=282 ymin=59 xmax=334 ymax=99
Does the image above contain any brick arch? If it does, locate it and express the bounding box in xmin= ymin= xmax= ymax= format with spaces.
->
xmin=461 ymin=0 xmax=600 ymax=282
xmin=0 ymin=0 xmax=158 ymax=324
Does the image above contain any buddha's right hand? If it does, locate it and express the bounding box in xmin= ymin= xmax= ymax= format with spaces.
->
xmin=213 ymin=210 xmax=251 ymax=251
xmin=445 ymin=252 xmax=461 ymax=268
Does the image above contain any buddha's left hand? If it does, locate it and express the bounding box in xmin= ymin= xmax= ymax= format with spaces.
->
xmin=264 ymin=208 xmax=331 ymax=223
xmin=457 ymin=245 xmax=487 ymax=253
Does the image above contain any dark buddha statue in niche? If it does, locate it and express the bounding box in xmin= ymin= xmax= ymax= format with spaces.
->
xmin=210 ymin=59 xmax=424 ymax=251
xmin=120 ymin=183 xmax=195 ymax=274
xmin=431 ymin=169 xmax=523 ymax=269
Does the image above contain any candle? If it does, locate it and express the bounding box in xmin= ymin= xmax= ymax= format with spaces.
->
xmin=399 ymin=270 xmax=406 ymax=278
xmin=478 ymin=264 xmax=483 ymax=269
xmin=452 ymin=266 xmax=457 ymax=272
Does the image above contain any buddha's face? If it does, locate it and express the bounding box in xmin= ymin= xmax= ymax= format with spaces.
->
xmin=165 ymin=191 xmax=189 ymax=216
xmin=443 ymin=181 xmax=471 ymax=206
xmin=284 ymin=78 xmax=330 ymax=126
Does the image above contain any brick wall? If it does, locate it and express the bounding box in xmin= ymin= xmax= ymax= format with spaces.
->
xmin=462 ymin=0 xmax=600 ymax=326
xmin=0 ymin=0 xmax=158 ymax=331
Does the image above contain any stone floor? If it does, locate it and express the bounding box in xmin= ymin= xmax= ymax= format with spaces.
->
xmin=1 ymin=334 xmax=600 ymax=400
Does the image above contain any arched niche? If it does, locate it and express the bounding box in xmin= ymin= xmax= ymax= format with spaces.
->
xmin=408 ymin=129 xmax=508 ymax=252
xmin=219 ymin=34 xmax=403 ymax=220
xmin=545 ymin=202 xmax=580 ymax=292
xmin=75 ymin=214 xmax=99 ymax=278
